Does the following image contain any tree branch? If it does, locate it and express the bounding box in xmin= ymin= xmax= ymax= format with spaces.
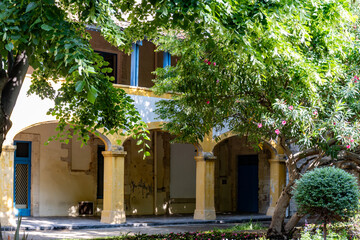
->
xmin=299 ymin=155 xmax=319 ymax=172
xmin=284 ymin=212 xmax=304 ymax=234
xmin=293 ymin=148 xmax=320 ymax=162
xmin=2 ymin=51 xmax=29 ymax=117
xmin=7 ymin=50 xmax=14 ymax=73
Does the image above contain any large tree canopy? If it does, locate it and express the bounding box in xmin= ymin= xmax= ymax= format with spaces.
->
xmin=0 ymin=0 xmax=148 ymax=148
xmin=2 ymin=0 xmax=360 ymax=238
xmin=116 ymin=0 xmax=360 ymax=238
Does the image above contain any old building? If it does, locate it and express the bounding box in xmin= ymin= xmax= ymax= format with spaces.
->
xmin=0 ymin=29 xmax=286 ymax=226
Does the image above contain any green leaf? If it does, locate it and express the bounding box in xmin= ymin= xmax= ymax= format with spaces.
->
xmin=5 ymin=42 xmax=13 ymax=51
xmin=26 ymin=2 xmax=37 ymax=13
xmin=41 ymin=24 xmax=53 ymax=31
xmin=30 ymin=18 xmax=41 ymax=29
xmin=87 ymin=86 xmax=98 ymax=104
xmin=68 ymin=65 xmax=78 ymax=74
xmin=75 ymin=81 xmax=85 ymax=92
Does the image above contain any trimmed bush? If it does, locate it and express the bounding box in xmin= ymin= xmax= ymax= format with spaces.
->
xmin=293 ymin=167 xmax=360 ymax=239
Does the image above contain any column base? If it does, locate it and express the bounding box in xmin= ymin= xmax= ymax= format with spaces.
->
xmin=194 ymin=209 xmax=216 ymax=220
xmin=266 ymin=206 xmax=276 ymax=216
xmin=101 ymin=210 xmax=126 ymax=224
xmin=0 ymin=212 xmax=16 ymax=227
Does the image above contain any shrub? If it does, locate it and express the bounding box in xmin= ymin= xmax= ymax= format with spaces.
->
xmin=293 ymin=167 xmax=360 ymax=240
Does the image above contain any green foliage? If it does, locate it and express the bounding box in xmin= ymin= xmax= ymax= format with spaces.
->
xmin=0 ymin=216 xmax=28 ymax=240
xmin=116 ymin=0 xmax=360 ymax=153
xmin=0 ymin=0 xmax=149 ymax=146
xmin=294 ymin=167 xmax=359 ymax=220
xmin=213 ymin=221 xmax=265 ymax=232
xmin=300 ymin=222 xmax=360 ymax=240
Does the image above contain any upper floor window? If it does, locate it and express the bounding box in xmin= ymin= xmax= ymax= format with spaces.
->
xmin=95 ymin=51 xmax=118 ymax=82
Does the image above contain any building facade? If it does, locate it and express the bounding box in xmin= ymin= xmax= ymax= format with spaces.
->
xmin=0 ymin=30 xmax=287 ymax=225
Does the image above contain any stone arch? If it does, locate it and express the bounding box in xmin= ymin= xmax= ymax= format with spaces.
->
xmin=211 ymin=130 xmax=279 ymax=157
xmin=10 ymin=120 xmax=111 ymax=151
xmin=212 ymin=134 xmax=272 ymax=214
xmin=11 ymin=121 xmax=112 ymax=217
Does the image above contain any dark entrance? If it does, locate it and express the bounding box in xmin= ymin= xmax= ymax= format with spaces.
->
xmin=97 ymin=145 xmax=105 ymax=199
xmin=237 ymin=155 xmax=258 ymax=213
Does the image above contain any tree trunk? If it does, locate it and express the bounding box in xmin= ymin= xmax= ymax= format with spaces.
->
xmin=267 ymin=179 xmax=298 ymax=239
xmin=323 ymin=218 xmax=327 ymax=240
xmin=284 ymin=212 xmax=303 ymax=235
xmin=0 ymin=51 xmax=29 ymax=154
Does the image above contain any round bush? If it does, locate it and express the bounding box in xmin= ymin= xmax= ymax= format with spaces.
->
xmin=294 ymin=167 xmax=359 ymax=219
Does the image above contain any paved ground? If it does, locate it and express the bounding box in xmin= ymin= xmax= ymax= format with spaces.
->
xmin=1 ymin=214 xmax=271 ymax=240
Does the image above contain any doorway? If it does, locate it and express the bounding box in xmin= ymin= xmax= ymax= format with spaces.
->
xmin=14 ymin=141 xmax=31 ymax=216
xmin=237 ymin=155 xmax=258 ymax=213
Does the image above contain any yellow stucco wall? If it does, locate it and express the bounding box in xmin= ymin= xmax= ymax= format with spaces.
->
xmin=14 ymin=123 xmax=103 ymax=216
xmin=123 ymin=131 xmax=196 ymax=216
xmin=0 ymin=145 xmax=16 ymax=226
xmin=213 ymin=136 xmax=271 ymax=214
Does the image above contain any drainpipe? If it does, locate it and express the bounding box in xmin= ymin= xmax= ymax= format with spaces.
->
xmin=153 ymin=131 xmax=158 ymax=215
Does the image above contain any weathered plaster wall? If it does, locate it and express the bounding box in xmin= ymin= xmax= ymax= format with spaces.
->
xmin=213 ymin=136 xmax=270 ymax=214
xmin=124 ymin=131 xmax=196 ymax=215
xmin=14 ymin=123 xmax=103 ymax=216
xmin=0 ymin=146 xmax=16 ymax=226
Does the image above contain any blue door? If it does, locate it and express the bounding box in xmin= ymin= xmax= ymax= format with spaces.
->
xmin=237 ymin=155 xmax=258 ymax=213
xmin=14 ymin=141 xmax=31 ymax=216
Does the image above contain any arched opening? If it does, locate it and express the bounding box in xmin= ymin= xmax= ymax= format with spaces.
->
xmin=213 ymin=136 xmax=271 ymax=214
xmin=123 ymin=130 xmax=196 ymax=215
xmin=13 ymin=122 xmax=109 ymax=217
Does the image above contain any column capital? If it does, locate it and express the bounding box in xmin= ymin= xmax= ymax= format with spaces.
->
xmin=2 ymin=145 xmax=16 ymax=152
xmin=268 ymin=154 xmax=286 ymax=163
xmin=102 ymin=150 xmax=127 ymax=158
xmin=195 ymin=152 xmax=216 ymax=162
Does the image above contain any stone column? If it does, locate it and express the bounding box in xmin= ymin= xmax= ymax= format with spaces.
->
xmin=101 ymin=148 xmax=127 ymax=224
xmin=194 ymin=153 xmax=216 ymax=220
xmin=0 ymin=145 xmax=16 ymax=226
xmin=266 ymin=154 xmax=286 ymax=216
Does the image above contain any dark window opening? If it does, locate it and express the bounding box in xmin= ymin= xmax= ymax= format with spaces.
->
xmin=15 ymin=142 xmax=30 ymax=158
xmin=95 ymin=51 xmax=117 ymax=83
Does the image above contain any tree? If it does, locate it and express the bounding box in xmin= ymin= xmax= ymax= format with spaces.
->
xmin=293 ymin=167 xmax=359 ymax=240
xmin=115 ymin=0 xmax=360 ymax=238
xmin=0 ymin=0 xmax=148 ymax=152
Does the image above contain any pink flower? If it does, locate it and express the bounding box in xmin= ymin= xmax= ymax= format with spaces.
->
xmin=213 ymin=62 xmax=216 ymax=66
xmin=216 ymin=79 xmax=220 ymax=83
xmin=258 ymin=123 xmax=262 ymax=128
xmin=347 ymin=145 xmax=351 ymax=149
xmin=206 ymin=100 xmax=210 ymax=104
xmin=282 ymin=120 xmax=286 ymax=125
xmin=204 ymin=59 xmax=208 ymax=63
xmin=313 ymin=110 xmax=318 ymax=115
xmin=334 ymin=122 xmax=336 ymax=125
xmin=208 ymin=61 xmax=211 ymax=65
xmin=288 ymin=105 xmax=293 ymax=110
xmin=351 ymin=139 xmax=355 ymax=143
xmin=354 ymin=25 xmax=357 ymax=29
xmin=275 ymin=129 xmax=280 ymax=135
xmin=354 ymin=75 xmax=359 ymax=80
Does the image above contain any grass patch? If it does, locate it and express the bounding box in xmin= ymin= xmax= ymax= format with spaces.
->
xmin=213 ymin=221 xmax=266 ymax=232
